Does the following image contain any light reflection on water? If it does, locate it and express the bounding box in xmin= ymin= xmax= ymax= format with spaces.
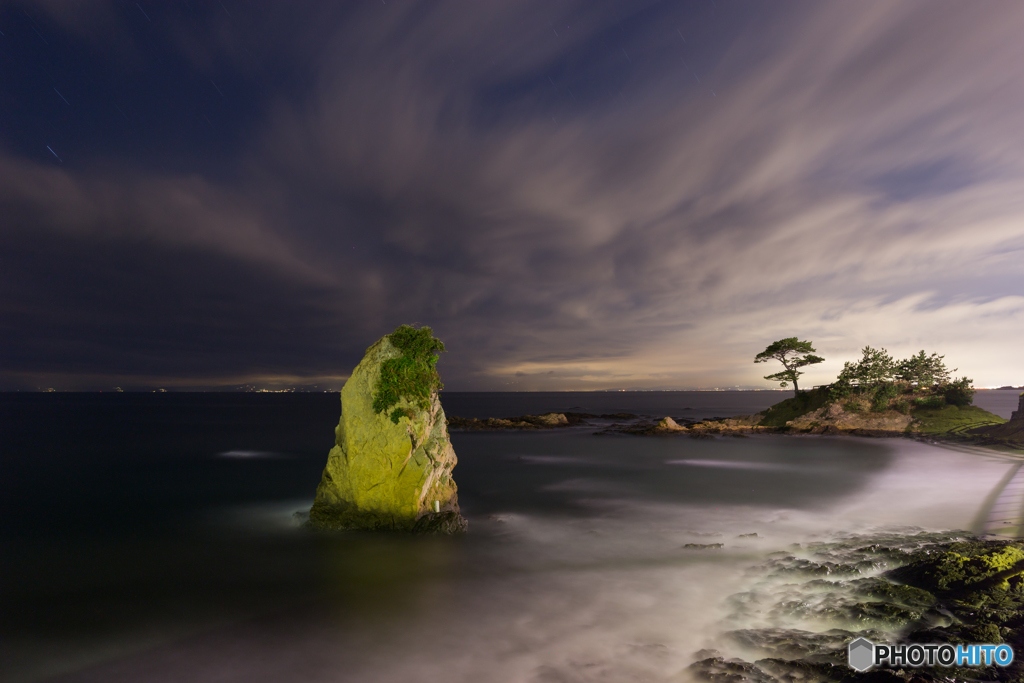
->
xmin=4 ymin=431 xmax=1017 ymax=683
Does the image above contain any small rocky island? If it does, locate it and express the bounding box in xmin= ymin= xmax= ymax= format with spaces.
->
xmin=308 ymin=325 xmax=467 ymax=533
xmin=446 ymin=390 xmax=1021 ymax=450
xmin=446 ymin=344 xmax=1022 ymax=451
xmin=447 ymin=412 xmax=637 ymax=430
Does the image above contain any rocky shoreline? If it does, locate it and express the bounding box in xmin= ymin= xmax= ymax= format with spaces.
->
xmin=446 ymin=411 xmax=639 ymax=431
xmin=446 ymin=409 xmax=1002 ymax=442
xmin=445 ymin=392 xmax=1024 ymax=452
xmin=445 ymin=410 xmax=918 ymax=439
xmin=686 ymin=532 xmax=1024 ymax=683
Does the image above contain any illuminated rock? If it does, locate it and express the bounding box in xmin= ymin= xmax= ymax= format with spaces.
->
xmin=308 ymin=329 xmax=466 ymax=533
xmin=656 ymin=416 xmax=686 ymax=432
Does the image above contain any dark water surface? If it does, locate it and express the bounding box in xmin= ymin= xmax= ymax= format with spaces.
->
xmin=1 ymin=392 xmax=1018 ymax=683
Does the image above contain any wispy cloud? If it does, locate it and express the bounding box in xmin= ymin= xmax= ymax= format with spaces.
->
xmin=2 ymin=0 xmax=1022 ymax=389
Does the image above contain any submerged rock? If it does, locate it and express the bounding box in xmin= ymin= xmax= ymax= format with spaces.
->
xmin=308 ymin=326 xmax=466 ymax=534
xmin=448 ymin=412 xmax=642 ymax=431
xmin=447 ymin=412 xmax=572 ymax=430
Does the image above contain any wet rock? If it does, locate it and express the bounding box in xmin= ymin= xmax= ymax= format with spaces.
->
xmin=885 ymin=540 xmax=1024 ymax=595
xmin=593 ymin=412 xmax=641 ymax=420
xmin=756 ymin=657 xmax=909 ymax=682
xmin=760 ymin=555 xmax=876 ymax=578
xmin=705 ymin=533 xmax=1024 ymax=683
xmin=726 ymin=627 xmax=872 ymax=663
xmin=657 ymin=416 xmax=688 ymax=432
xmin=594 ymin=417 xmax=698 ymax=436
xmin=447 ymin=412 xmax=572 ymax=430
xmin=686 ymin=656 xmax=777 ymax=683
xmin=846 ymin=578 xmax=936 ymax=610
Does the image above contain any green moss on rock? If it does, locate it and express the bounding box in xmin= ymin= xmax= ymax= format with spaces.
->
xmin=372 ymin=325 xmax=445 ymax=424
xmin=887 ymin=541 xmax=1024 ymax=594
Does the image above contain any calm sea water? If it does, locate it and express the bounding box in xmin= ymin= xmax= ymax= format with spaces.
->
xmin=1 ymin=391 xmax=1019 ymax=683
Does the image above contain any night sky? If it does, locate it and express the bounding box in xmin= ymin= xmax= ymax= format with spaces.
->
xmin=2 ymin=0 xmax=1022 ymax=391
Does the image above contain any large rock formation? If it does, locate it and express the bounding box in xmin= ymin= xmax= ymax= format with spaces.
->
xmin=785 ymin=402 xmax=914 ymax=433
xmin=971 ymin=392 xmax=1024 ymax=444
xmin=308 ymin=327 xmax=467 ymax=533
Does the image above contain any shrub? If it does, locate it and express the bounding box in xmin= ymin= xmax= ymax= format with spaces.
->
xmin=840 ymin=346 xmax=896 ymax=386
xmin=871 ymin=383 xmax=899 ymax=412
xmin=757 ymin=386 xmax=830 ymax=427
xmin=372 ymin=325 xmax=446 ymax=424
xmin=892 ymin=399 xmax=911 ymax=414
xmin=913 ymin=396 xmax=946 ymax=409
xmin=844 ymin=400 xmax=865 ymax=414
xmin=896 ymin=350 xmax=953 ymax=388
xmin=943 ymin=377 xmax=975 ymax=407
xmin=828 ymin=378 xmax=853 ymax=402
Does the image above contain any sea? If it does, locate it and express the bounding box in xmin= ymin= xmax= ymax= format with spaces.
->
xmin=1 ymin=390 xmax=1021 ymax=683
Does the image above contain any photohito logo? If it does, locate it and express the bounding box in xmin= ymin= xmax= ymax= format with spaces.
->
xmin=847 ymin=637 xmax=1014 ymax=672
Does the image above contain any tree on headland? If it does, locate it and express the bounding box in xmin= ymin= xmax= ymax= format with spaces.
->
xmin=754 ymin=338 xmax=825 ymax=396
xmin=826 ymin=346 xmax=973 ymax=411
xmin=943 ymin=376 xmax=976 ymax=407
xmin=836 ymin=346 xmax=896 ymax=386
xmin=896 ymin=350 xmax=954 ymax=387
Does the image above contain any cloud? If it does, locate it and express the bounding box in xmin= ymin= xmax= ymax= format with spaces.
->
xmin=0 ymin=156 xmax=326 ymax=283
xmin=3 ymin=0 xmax=1023 ymax=389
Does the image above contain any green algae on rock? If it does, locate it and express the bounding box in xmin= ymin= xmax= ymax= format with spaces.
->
xmin=887 ymin=540 xmax=1024 ymax=594
xmin=371 ymin=324 xmax=446 ymax=424
xmin=686 ymin=533 xmax=1024 ymax=683
xmin=308 ymin=326 xmax=466 ymax=534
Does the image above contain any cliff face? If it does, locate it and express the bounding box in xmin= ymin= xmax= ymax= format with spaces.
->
xmin=308 ymin=335 xmax=466 ymax=533
xmin=972 ymin=393 xmax=1024 ymax=443
xmin=786 ymin=402 xmax=914 ymax=433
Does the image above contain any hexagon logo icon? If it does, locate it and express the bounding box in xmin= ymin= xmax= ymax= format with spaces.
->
xmin=848 ymin=637 xmax=875 ymax=672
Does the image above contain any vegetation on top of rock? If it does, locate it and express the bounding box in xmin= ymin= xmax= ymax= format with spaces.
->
xmin=371 ymin=324 xmax=446 ymax=424
xmin=943 ymin=376 xmax=976 ymax=406
xmin=754 ymin=338 xmax=825 ymax=396
xmin=911 ymin=404 xmax=1006 ymax=435
xmin=828 ymin=345 xmax=974 ymax=408
xmin=757 ymin=386 xmax=831 ymax=427
xmin=745 ymin=339 xmax=1006 ymax=440
xmin=839 ymin=345 xmax=898 ymax=386
xmin=896 ymin=349 xmax=954 ymax=386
